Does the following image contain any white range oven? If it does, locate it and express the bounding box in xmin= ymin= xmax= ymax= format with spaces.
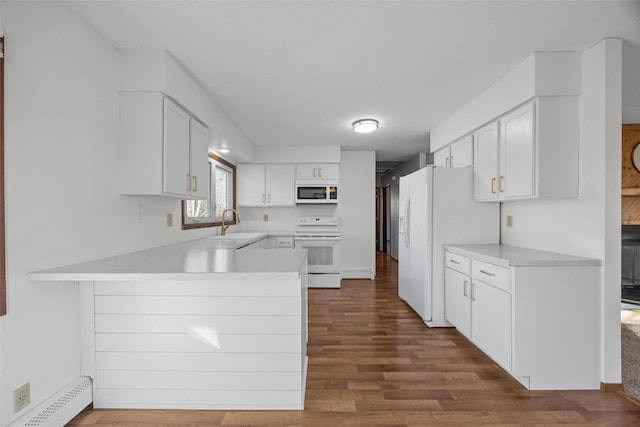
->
xmin=294 ymin=216 xmax=341 ymax=288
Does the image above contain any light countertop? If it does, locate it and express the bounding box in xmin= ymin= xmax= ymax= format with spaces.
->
xmin=29 ymin=233 xmax=307 ymax=282
xmin=444 ymin=244 xmax=602 ymax=267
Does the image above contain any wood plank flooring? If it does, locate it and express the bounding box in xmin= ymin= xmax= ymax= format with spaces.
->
xmin=68 ymin=253 xmax=640 ymax=426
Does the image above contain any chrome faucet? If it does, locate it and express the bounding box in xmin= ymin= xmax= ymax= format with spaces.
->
xmin=220 ymin=208 xmax=241 ymax=235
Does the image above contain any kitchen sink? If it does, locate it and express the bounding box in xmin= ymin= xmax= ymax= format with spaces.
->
xmin=210 ymin=232 xmax=265 ymax=240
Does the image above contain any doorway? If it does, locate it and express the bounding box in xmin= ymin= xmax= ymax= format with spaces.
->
xmin=376 ymin=185 xmax=391 ymax=254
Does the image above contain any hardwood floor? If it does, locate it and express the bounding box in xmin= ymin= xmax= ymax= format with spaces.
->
xmin=68 ymin=253 xmax=640 ymax=426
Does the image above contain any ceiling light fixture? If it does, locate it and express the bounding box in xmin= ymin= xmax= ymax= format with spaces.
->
xmin=352 ymin=118 xmax=379 ymax=134
xmin=219 ymin=147 xmax=230 ymax=154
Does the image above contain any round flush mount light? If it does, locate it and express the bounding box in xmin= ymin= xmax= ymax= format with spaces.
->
xmin=352 ymin=118 xmax=379 ymax=134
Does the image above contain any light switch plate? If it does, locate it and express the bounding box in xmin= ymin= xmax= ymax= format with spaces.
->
xmin=506 ymin=215 xmax=513 ymax=228
xmin=166 ymin=213 xmax=173 ymax=227
xmin=263 ymin=214 xmax=269 ymax=222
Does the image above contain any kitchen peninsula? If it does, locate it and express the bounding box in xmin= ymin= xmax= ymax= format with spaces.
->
xmin=29 ymin=234 xmax=309 ymax=410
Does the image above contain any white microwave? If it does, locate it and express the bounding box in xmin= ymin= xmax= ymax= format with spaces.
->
xmin=295 ymin=183 xmax=338 ymax=204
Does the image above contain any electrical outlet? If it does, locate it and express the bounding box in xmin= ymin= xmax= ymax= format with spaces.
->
xmin=14 ymin=383 xmax=30 ymax=413
xmin=263 ymin=214 xmax=269 ymax=222
xmin=506 ymin=215 xmax=513 ymax=228
xmin=166 ymin=213 xmax=173 ymax=227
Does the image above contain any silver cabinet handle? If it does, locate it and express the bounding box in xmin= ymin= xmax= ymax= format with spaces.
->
xmin=450 ymin=156 xmax=454 ymax=168
xmin=313 ymin=167 xmax=316 ymax=178
xmin=471 ymin=283 xmax=476 ymax=301
xmin=491 ymin=177 xmax=496 ymax=194
xmin=262 ymin=194 xmax=265 ymax=204
xmin=479 ymin=269 xmax=496 ymax=277
xmin=499 ymin=176 xmax=505 ymax=193
xmin=187 ymin=174 xmax=191 ymax=191
xmin=268 ymin=193 xmax=271 ymax=203
xmin=449 ymin=259 xmax=461 ymax=265
xmin=463 ymin=280 xmax=469 ymax=297
xmin=318 ymin=167 xmax=322 ymax=177
xmin=192 ymin=176 xmax=198 ymax=192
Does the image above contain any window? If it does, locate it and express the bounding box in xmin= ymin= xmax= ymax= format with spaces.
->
xmin=182 ymin=153 xmax=236 ymax=230
xmin=0 ymin=37 xmax=5 ymax=316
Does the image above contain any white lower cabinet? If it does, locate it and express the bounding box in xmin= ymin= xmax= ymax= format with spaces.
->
xmin=444 ymin=245 xmax=601 ymax=390
xmin=471 ymin=278 xmax=512 ymax=372
xmin=444 ymin=268 xmax=471 ymax=338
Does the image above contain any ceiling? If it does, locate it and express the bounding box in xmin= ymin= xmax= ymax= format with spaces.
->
xmin=65 ymin=1 xmax=640 ymax=163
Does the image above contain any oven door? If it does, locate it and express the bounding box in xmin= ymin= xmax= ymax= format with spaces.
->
xmin=294 ymin=236 xmax=340 ymax=273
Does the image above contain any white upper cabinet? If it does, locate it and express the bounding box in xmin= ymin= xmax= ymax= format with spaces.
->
xmin=474 ymin=123 xmax=500 ymax=201
xmin=119 ymin=92 xmax=209 ymax=199
xmin=296 ymin=163 xmax=339 ymax=181
xmin=433 ymin=148 xmax=450 ymax=168
xmin=237 ymin=164 xmax=266 ymax=206
xmin=267 ymin=164 xmax=295 ymax=206
xmin=237 ymin=164 xmax=295 ymax=207
xmin=473 ymin=97 xmax=578 ymax=202
xmin=188 ymin=119 xmax=210 ymax=199
xmin=435 ymin=135 xmax=473 ymax=168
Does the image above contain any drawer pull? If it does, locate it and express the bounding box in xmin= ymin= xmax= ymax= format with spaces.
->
xmin=449 ymin=259 xmax=461 ymax=265
xmin=471 ymin=283 xmax=476 ymax=301
xmin=479 ymin=269 xmax=496 ymax=277
xmin=463 ymin=280 xmax=469 ymax=297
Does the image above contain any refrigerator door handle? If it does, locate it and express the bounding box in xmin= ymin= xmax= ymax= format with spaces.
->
xmin=404 ymin=198 xmax=410 ymax=248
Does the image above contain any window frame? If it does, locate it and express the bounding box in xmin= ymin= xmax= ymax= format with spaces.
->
xmin=181 ymin=153 xmax=236 ymax=230
xmin=0 ymin=37 xmax=5 ymax=316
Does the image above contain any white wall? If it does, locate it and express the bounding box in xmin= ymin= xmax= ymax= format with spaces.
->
xmin=501 ymin=38 xmax=623 ymax=384
xmin=622 ymin=40 xmax=640 ymax=123
xmin=0 ymin=2 xmax=252 ymax=424
xmin=254 ymin=145 xmax=340 ymax=163
xmin=119 ymin=49 xmax=256 ymax=163
xmin=430 ymin=52 xmax=582 ymax=152
xmin=337 ymin=151 xmax=376 ymax=279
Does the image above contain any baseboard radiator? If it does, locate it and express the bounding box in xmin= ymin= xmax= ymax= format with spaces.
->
xmin=9 ymin=377 xmax=92 ymax=427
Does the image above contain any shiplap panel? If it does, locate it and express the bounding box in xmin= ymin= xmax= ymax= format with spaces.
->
xmin=94 ymin=295 xmax=301 ymax=315
xmin=95 ymin=389 xmax=303 ymax=409
xmin=95 ymin=314 xmax=301 ymax=334
xmin=96 ymin=351 xmax=302 ymax=372
xmin=94 ymin=279 xmax=300 ymax=297
xmin=95 ymin=333 xmax=301 ymax=353
xmin=96 ymin=370 xmax=300 ymax=390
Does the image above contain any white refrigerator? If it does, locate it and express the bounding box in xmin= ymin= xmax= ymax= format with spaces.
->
xmin=398 ymin=166 xmax=499 ymax=327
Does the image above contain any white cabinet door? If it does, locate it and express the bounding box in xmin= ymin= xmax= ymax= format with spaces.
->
xmin=445 ymin=268 xmax=471 ymax=338
xmin=450 ymin=135 xmax=473 ymax=168
xmin=163 ymin=98 xmax=190 ymax=197
xmin=120 ymin=93 xmax=208 ymax=199
xmin=189 ymin=119 xmax=210 ymax=199
xmin=296 ymin=163 xmax=339 ymax=180
xmin=237 ymin=164 xmax=266 ymax=207
xmin=473 ymin=122 xmax=499 ymax=201
xmin=499 ymin=102 xmax=535 ymax=199
xmin=472 ymin=280 xmax=512 ymax=371
xmin=266 ymin=164 xmax=295 ymax=206
xmin=433 ymin=148 xmax=449 ymax=167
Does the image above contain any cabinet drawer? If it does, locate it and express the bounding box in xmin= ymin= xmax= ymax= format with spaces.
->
xmin=472 ymin=260 xmax=510 ymax=292
xmin=276 ymin=237 xmax=294 ymax=248
xmin=445 ymin=251 xmax=471 ymax=275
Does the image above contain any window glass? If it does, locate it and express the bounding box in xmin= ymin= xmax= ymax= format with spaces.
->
xmin=182 ymin=154 xmax=236 ymax=229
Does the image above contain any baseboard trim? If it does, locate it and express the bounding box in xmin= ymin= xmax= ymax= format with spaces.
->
xmin=619 ymin=390 xmax=640 ymax=408
xmin=600 ymin=382 xmax=624 ymax=392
